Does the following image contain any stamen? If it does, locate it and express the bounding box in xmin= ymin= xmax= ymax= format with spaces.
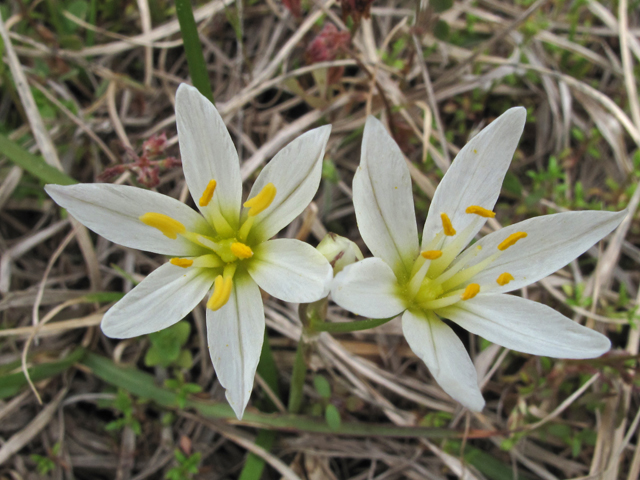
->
xmin=207 ymin=275 xmax=233 ymax=311
xmin=440 ymin=213 xmax=456 ymax=236
xmin=140 ymin=213 xmax=185 ymax=239
xmin=420 ymin=290 xmax=466 ymax=310
xmin=498 ymin=232 xmax=528 ymax=251
xmin=196 ymin=235 xmax=222 ymax=254
xmin=199 ymin=179 xmax=217 ymax=207
xmin=496 ymin=272 xmax=514 ymax=286
xmin=238 ymin=216 xmax=255 ymax=242
xmin=460 ymin=283 xmax=480 ymax=300
xmin=411 ymin=232 xmax=444 ymax=278
xmin=439 ymin=253 xmax=498 ymax=291
xmin=465 ymin=206 xmax=495 ymax=218
xmin=231 ymin=242 xmax=253 ymax=259
xmin=192 ymin=254 xmax=224 ymax=269
xmin=408 ymin=258 xmax=433 ymax=299
xmin=421 ymin=250 xmax=442 ymax=260
xmin=428 ymin=220 xmax=479 ymax=279
xmin=170 ymin=258 xmax=193 ymax=268
xmin=244 ymin=183 xmax=276 ymax=217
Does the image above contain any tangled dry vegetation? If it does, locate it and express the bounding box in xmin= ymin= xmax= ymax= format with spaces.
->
xmin=1 ymin=0 xmax=640 ymax=478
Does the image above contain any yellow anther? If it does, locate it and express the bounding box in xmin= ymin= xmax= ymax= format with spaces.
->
xmin=139 ymin=212 xmax=185 ymax=239
xmin=170 ymin=258 xmax=193 ymax=268
xmin=421 ymin=250 xmax=443 ymax=260
xmin=440 ymin=213 xmax=456 ymax=236
xmin=460 ymin=283 xmax=480 ymax=300
xmin=199 ymin=179 xmax=217 ymax=207
xmin=244 ymin=183 xmax=276 ymax=217
xmin=465 ymin=205 xmax=496 ymax=218
xmin=230 ymin=242 xmax=253 ymax=259
xmin=498 ymin=232 xmax=528 ymax=251
xmin=207 ymin=275 xmax=233 ymax=311
xmin=496 ymin=272 xmax=514 ymax=286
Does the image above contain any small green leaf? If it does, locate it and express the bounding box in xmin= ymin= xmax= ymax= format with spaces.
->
xmin=63 ymin=0 xmax=89 ymax=32
xmin=182 ymin=383 xmax=203 ymax=394
xmin=313 ymin=375 xmax=332 ymax=398
xmin=175 ymin=349 xmax=193 ymax=369
xmin=434 ymin=20 xmax=450 ymax=41
xmin=144 ymin=346 xmax=164 ymax=367
xmin=432 ymin=0 xmax=453 ymax=12
xmin=325 ymin=404 xmax=341 ymax=431
xmin=173 ymin=321 xmax=191 ymax=346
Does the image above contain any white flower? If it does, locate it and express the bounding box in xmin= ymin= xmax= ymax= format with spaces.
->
xmin=45 ymin=84 xmax=333 ymax=419
xmin=331 ymin=109 xmax=625 ymax=411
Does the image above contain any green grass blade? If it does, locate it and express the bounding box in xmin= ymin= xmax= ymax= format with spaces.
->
xmin=0 ymin=133 xmax=76 ymax=185
xmin=238 ymin=430 xmax=277 ymax=480
xmin=0 ymin=348 xmax=86 ymax=399
xmin=175 ymin=0 xmax=214 ymax=103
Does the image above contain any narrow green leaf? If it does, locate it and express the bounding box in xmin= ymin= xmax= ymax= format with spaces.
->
xmin=81 ymin=352 xmax=457 ymax=438
xmin=175 ymin=0 xmax=214 ymax=103
xmin=238 ymin=334 xmax=282 ymax=480
xmin=81 ymin=291 xmax=125 ymax=303
xmin=311 ymin=316 xmax=394 ymax=334
xmin=0 ymin=348 xmax=85 ymax=399
xmin=0 ymin=133 xmax=76 ymax=185
xmin=238 ymin=430 xmax=276 ymax=480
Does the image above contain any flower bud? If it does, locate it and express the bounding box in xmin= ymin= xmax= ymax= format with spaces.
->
xmin=317 ymin=233 xmax=363 ymax=275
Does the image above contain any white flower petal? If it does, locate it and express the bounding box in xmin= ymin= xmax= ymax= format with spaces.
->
xmin=464 ymin=210 xmax=626 ymax=293
xmin=247 ymin=125 xmax=331 ymax=243
xmin=422 ymin=107 xmax=526 ymax=250
xmin=45 ymin=183 xmax=211 ymax=256
xmin=248 ymin=238 xmax=332 ymax=302
xmin=101 ymin=262 xmax=214 ymax=338
xmin=176 ymin=84 xmax=243 ymax=229
xmin=331 ymin=258 xmax=406 ymax=318
xmin=439 ymin=294 xmax=611 ymax=358
xmin=402 ymin=309 xmax=485 ymax=411
xmin=207 ymin=271 xmax=265 ymax=419
xmin=354 ymin=116 xmax=419 ymax=278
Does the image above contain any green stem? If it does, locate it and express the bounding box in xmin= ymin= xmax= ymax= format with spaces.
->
xmin=287 ymin=337 xmax=309 ymax=414
xmin=256 ymin=331 xmax=281 ymax=410
xmin=86 ymin=0 xmax=97 ymax=46
xmin=175 ymin=0 xmax=214 ymax=103
xmin=311 ymin=316 xmax=395 ymax=334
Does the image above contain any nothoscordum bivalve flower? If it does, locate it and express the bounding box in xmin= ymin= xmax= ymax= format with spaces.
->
xmin=331 ymin=109 xmax=625 ymax=412
xmin=45 ymin=84 xmax=333 ymax=419
xmin=317 ymin=232 xmax=364 ymax=275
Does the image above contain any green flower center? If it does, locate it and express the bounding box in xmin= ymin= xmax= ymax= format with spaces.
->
xmin=138 ymin=181 xmax=277 ymax=310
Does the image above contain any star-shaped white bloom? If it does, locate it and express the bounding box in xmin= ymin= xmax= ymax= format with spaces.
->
xmin=331 ymin=109 xmax=625 ymax=411
xmin=46 ymin=84 xmax=333 ymax=419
